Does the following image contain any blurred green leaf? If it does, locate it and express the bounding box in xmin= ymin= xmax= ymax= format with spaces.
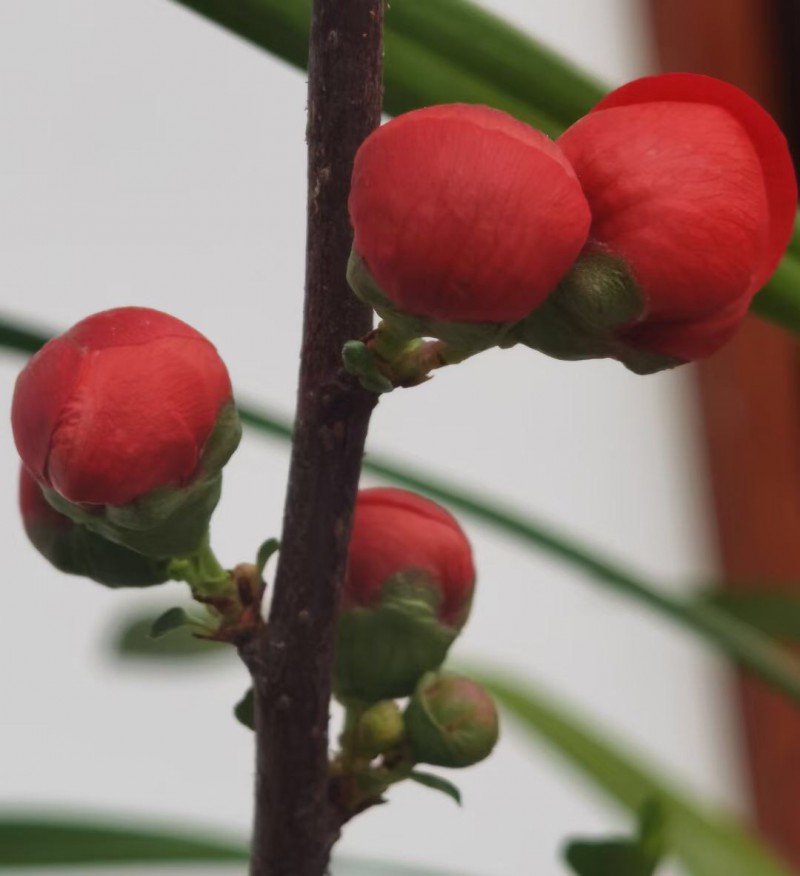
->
xmin=409 ymin=770 xmax=462 ymax=806
xmin=565 ymin=800 xmax=666 ymax=876
xmin=0 ymin=815 xmax=475 ymax=873
xmin=150 ymin=607 xmax=191 ymax=639
xmin=701 ymin=590 xmax=800 ymax=640
xmin=0 ymin=816 xmax=246 ymax=866
xmin=384 ymin=0 xmax=604 ymax=127
xmin=169 ymin=0 xmax=568 ymax=134
xmin=565 ymin=842 xmax=659 ymax=876
xmin=234 ymin=687 xmax=256 ymax=730
xmin=476 ymin=670 xmax=789 ymax=876
xmin=113 ymin=613 xmax=225 ymax=660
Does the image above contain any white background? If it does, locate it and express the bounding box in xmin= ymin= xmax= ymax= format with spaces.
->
xmin=0 ymin=1 xmax=748 ymax=874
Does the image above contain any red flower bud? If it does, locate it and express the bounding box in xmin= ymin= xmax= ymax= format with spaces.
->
xmin=335 ymin=488 xmax=475 ymax=702
xmin=12 ymin=307 xmax=241 ymax=558
xmin=345 ymin=488 xmax=474 ymax=626
xmin=348 ymin=104 xmax=591 ymax=327
xmin=556 ymin=73 xmax=797 ymax=361
xmin=19 ymin=466 xmax=169 ymax=587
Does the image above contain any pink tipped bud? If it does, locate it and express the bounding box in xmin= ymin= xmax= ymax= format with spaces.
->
xmin=404 ymin=672 xmax=499 ymax=768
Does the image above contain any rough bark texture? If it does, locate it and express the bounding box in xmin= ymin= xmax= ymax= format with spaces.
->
xmin=243 ymin=3 xmax=384 ymax=874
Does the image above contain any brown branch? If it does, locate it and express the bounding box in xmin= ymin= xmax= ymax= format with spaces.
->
xmin=241 ymin=2 xmax=384 ymax=875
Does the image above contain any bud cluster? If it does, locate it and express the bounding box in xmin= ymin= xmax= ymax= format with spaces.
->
xmin=347 ymin=73 xmax=797 ymax=380
xmin=332 ymin=488 xmax=499 ymax=812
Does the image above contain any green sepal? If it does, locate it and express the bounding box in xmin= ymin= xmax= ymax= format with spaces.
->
xmin=347 ymin=251 xmax=517 ymax=353
xmin=513 ymin=251 xmax=681 ymax=375
xmin=24 ymin=516 xmax=170 ymax=589
xmin=409 ymin=770 xmax=462 ymax=806
xmin=234 ymin=688 xmax=255 ymax=731
xmin=334 ymin=571 xmax=459 ymax=702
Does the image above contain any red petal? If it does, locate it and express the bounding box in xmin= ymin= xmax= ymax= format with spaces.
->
xmin=589 ymin=73 xmax=797 ymax=294
xmin=350 ymin=104 xmax=590 ymax=323
xmin=12 ymin=337 xmax=84 ymax=485
xmin=559 ymin=100 xmax=770 ymax=321
xmin=346 ymin=488 xmax=475 ymax=625
xmin=47 ymin=336 xmax=232 ymax=506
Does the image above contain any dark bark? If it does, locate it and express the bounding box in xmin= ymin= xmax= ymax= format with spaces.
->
xmin=242 ymin=2 xmax=384 ymax=875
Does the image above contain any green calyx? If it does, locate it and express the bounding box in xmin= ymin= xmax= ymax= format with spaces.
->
xmin=404 ymin=672 xmax=499 ymax=768
xmin=334 ymin=570 xmax=460 ymax=703
xmin=42 ymin=401 xmax=242 ymax=560
xmin=347 ymin=250 xmax=519 ymax=353
xmin=24 ymin=515 xmax=170 ymax=588
xmin=513 ymin=250 xmax=682 ymax=375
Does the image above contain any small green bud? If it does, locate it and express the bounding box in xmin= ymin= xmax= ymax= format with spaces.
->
xmin=353 ymin=701 xmax=405 ymax=759
xmin=405 ymin=672 xmax=499 ymax=768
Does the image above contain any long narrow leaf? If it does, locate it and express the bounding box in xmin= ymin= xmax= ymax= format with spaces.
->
xmin=384 ymin=0 xmax=604 ymax=126
xmin=169 ymin=0 xmax=561 ymax=133
xmin=5 ymin=316 xmax=800 ymax=710
xmin=0 ymin=815 xmax=472 ymax=874
xmin=0 ymin=817 xmax=246 ymax=866
xmin=700 ymin=590 xmax=800 ymax=641
xmin=475 ymin=671 xmax=789 ymax=876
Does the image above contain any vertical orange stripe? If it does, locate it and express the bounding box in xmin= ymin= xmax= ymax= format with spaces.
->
xmin=647 ymin=0 xmax=800 ymax=866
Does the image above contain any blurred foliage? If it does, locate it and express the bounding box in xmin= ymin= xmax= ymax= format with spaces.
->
xmin=476 ymin=671 xmax=790 ymax=876
xmin=112 ymin=612 xmax=226 ymax=660
xmin=0 ymin=816 xmax=473 ymax=874
xmin=564 ymin=801 xmax=667 ymax=876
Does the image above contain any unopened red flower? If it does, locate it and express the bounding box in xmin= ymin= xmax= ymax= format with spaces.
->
xmin=12 ymin=307 xmax=241 ymax=558
xmin=335 ymin=488 xmax=475 ymax=701
xmin=344 ymin=487 xmax=474 ymax=626
xmin=19 ymin=467 xmax=169 ymax=587
xmin=348 ymin=104 xmax=591 ymax=329
xmin=551 ymin=73 xmax=797 ymax=364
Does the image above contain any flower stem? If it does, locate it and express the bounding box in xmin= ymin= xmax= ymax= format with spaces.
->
xmin=240 ymin=3 xmax=385 ymax=874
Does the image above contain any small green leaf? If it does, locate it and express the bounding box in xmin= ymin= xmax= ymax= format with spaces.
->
xmin=342 ymin=340 xmax=394 ymax=394
xmin=409 ymin=770 xmax=462 ymax=806
xmin=565 ymin=800 xmax=666 ymax=876
xmin=235 ymin=687 xmax=255 ymax=730
xmin=565 ymin=841 xmax=658 ymax=876
xmin=256 ymin=537 xmax=280 ymax=573
xmin=474 ymin=670 xmax=790 ymax=876
xmin=150 ymin=607 xmax=191 ymax=638
xmin=113 ymin=613 xmax=225 ymax=660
